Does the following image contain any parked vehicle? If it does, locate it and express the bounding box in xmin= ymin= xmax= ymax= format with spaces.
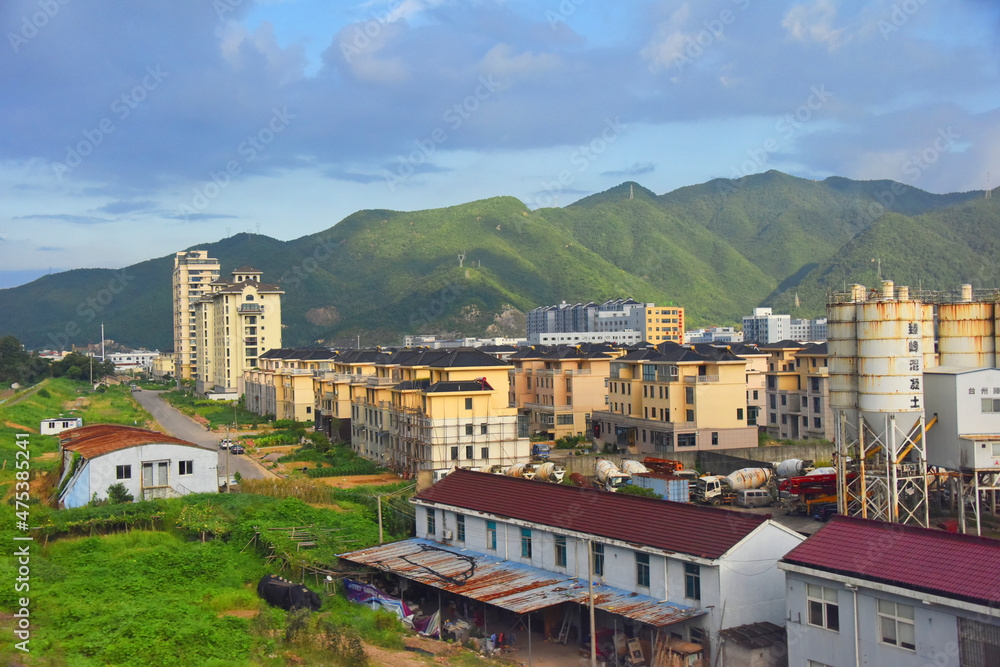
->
xmin=595 ymin=460 xmax=631 ymax=492
xmin=532 ymin=461 xmax=565 ymax=483
xmin=229 ymin=443 xmax=245 ymax=455
xmin=219 ymin=438 xmax=233 ymax=449
xmin=531 ymin=442 xmax=553 ymax=460
xmin=694 ymin=468 xmax=772 ymax=506
xmin=736 ymin=488 xmax=774 ymax=508
xmin=775 ymin=458 xmax=812 ymax=478
xmin=812 ymin=502 xmax=838 ymax=522
xmin=504 ymin=463 xmax=535 ymax=479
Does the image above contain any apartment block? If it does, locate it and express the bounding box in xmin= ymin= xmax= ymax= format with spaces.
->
xmin=527 ymin=298 xmax=685 ymax=345
xmin=685 ymin=327 xmax=743 ymax=344
xmin=743 ymin=307 xmax=827 ymax=344
xmin=244 ymin=348 xmax=337 ymax=422
xmin=761 ymin=341 xmax=833 ymax=441
xmin=172 ymin=250 xmax=220 ymax=380
xmin=193 ymin=266 xmax=283 ymax=397
xmin=592 ymin=342 xmax=758 ymax=454
xmin=312 ymin=349 xmax=390 ymax=442
xmin=507 ymin=344 xmax=618 ymax=440
xmin=350 ymin=348 xmax=530 ymax=475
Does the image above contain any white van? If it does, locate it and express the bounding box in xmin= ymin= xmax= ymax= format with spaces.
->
xmin=736 ymin=489 xmax=773 ymax=508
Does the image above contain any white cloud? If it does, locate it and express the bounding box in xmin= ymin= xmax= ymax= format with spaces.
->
xmin=782 ymin=0 xmax=847 ymax=48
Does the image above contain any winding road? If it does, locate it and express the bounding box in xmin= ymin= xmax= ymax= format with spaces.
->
xmin=131 ymin=389 xmax=272 ymax=482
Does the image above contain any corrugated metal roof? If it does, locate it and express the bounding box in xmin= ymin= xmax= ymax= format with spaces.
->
xmin=781 ymin=515 xmax=1000 ymax=607
xmin=414 ymin=470 xmax=767 ymax=560
xmin=340 ymin=538 xmax=703 ymax=627
xmin=60 ymin=424 xmax=199 ymax=459
xmin=720 ymin=621 xmax=785 ymax=649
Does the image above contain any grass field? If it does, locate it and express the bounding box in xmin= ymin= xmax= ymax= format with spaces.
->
xmin=160 ymin=390 xmax=263 ymax=429
xmin=0 ymin=379 xmax=494 ymax=666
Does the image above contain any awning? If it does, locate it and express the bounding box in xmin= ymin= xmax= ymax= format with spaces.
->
xmin=339 ymin=538 xmax=704 ymax=628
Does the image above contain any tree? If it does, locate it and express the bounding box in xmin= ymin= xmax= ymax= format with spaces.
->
xmin=617 ymin=485 xmax=662 ymax=500
xmin=0 ymin=335 xmax=49 ymax=386
xmin=106 ymin=483 xmax=134 ymax=504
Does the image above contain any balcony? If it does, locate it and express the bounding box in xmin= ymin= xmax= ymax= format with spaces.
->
xmin=524 ymin=402 xmax=574 ymax=411
xmin=563 ymin=369 xmax=592 ymax=375
xmin=244 ymin=337 xmax=257 ymax=345
xmin=366 ymin=376 xmax=397 ymax=386
xmin=683 ymin=375 xmax=719 ymax=384
xmin=238 ymin=303 xmax=263 ymax=314
xmin=538 ymin=369 xmax=562 ymax=376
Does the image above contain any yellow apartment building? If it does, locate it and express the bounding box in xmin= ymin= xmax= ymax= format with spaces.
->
xmin=592 ymin=342 xmax=757 ymax=454
xmin=172 ymin=250 xmax=220 ymax=380
xmin=151 ymin=352 xmax=175 ymax=380
xmin=507 ymin=344 xmax=618 ymax=440
xmin=193 ymin=266 xmax=283 ymax=397
xmin=243 ymin=348 xmax=338 ymax=422
xmin=313 ymin=349 xmax=391 ymax=442
xmin=351 ymin=348 xmax=530 ymax=475
xmin=723 ymin=342 xmax=769 ymax=428
xmin=761 ymin=341 xmax=833 ymax=441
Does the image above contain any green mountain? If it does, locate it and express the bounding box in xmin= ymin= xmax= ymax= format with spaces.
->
xmin=1 ymin=172 xmax=996 ymax=350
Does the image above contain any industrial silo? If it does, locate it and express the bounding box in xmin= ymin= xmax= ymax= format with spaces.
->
xmin=856 ymin=280 xmax=925 ymax=433
xmin=827 ymin=285 xmax=861 ymax=425
xmin=938 ymin=284 xmax=995 ymax=368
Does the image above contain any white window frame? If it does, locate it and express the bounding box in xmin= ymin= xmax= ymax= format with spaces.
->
xmin=877 ymin=599 xmax=916 ymax=651
xmin=806 ymin=584 xmax=840 ymax=632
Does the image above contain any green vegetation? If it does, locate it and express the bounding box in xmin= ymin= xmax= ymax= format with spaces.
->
xmin=162 ymin=390 xmax=262 ymax=429
xmin=554 ymin=435 xmax=589 ymax=449
xmin=617 ymin=485 xmax=662 ymax=499
xmin=279 ymin=443 xmax=381 ymax=477
xmin=8 ymin=171 xmax=992 ymax=348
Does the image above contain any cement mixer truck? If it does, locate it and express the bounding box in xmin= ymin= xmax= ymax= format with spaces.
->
xmin=595 ymin=460 xmax=632 ymax=492
xmin=503 ymin=463 xmax=535 ymax=480
xmin=693 ymin=467 xmax=773 ymax=506
xmin=620 ymin=460 xmax=650 ymax=477
xmin=532 ymin=461 xmax=565 ymax=483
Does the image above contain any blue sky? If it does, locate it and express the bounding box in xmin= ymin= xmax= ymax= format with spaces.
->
xmin=1 ymin=0 xmax=997 ymax=288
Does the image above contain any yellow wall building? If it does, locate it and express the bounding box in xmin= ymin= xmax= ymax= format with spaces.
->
xmin=351 ymin=348 xmax=530 ymax=475
xmin=151 ymin=352 xmax=176 ymax=380
xmin=244 ymin=348 xmax=338 ymax=422
xmin=592 ymin=342 xmax=757 ymax=454
xmin=312 ymin=349 xmax=389 ymax=442
xmin=761 ymin=341 xmax=832 ymax=441
xmin=172 ymin=250 xmax=219 ymax=380
xmin=194 ymin=266 xmax=283 ymax=396
xmin=508 ymin=344 xmax=620 ymax=440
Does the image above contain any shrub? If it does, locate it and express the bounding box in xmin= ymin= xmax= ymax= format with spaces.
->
xmin=107 ymin=483 xmax=134 ymax=504
xmin=617 ymin=485 xmax=661 ymax=500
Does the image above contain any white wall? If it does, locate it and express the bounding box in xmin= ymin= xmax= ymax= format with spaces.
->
xmin=64 ymin=443 xmax=218 ymax=508
xmin=718 ymin=522 xmax=804 ymax=629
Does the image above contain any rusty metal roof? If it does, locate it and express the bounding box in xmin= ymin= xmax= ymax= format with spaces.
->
xmin=339 ymin=538 xmax=704 ymax=627
xmin=60 ymin=424 xmax=199 ymax=459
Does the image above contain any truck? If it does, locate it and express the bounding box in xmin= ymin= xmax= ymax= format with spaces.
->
xmin=620 ymin=460 xmax=650 ymax=476
xmin=693 ymin=468 xmax=773 ymax=506
xmin=503 ymin=463 xmax=535 ymax=479
xmin=532 ymin=461 xmax=565 ymax=483
xmin=531 ymin=442 xmax=553 ymax=460
xmin=775 ymin=458 xmax=813 ymax=478
xmin=595 ymin=459 xmax=632 ymax=492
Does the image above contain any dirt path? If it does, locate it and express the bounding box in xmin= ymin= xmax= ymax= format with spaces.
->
xmin=315 ymin=473 xmax=404 ymax=488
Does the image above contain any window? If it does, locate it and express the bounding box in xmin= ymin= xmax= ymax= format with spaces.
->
xmin=456 ymin=515 xmax=466 ymax=542
xmin=178 ymin=460 xmax=193 ymax=475
xmin=686 ymin=409 xmax=694 ymax=422
xmin=684 ymin=563 xmax=701 ymax=600
xmin=815 ymin=418 xmax=822 ymax=428
xmin=685 ymin=387 xmax=694 ymax=404
xmin=521 ymin=527 xmax=532 ymax=559
xmin=781 ymin=415 xmax=787 ymax=425
xmin=814 ymin=397 xmax=821 ymax=412
xmin=878 ymin=599 xmax=915 ymax=650
xmin=451 ymin=446 xmax=459 ymax=461
xmin=812 ymin=377 xmax=820 ymax=392
xmin=678 ymin=433 xmax=696 ymax=447
xmin=466 ymin=445 xmax=474 ymax=460
xmin=636 ymin=552 xmax=650 ymax=587
xmin=116 ymin=465 xmax=131 ymax=480
xmin=781 ymin=394 xmax=787 ymax=406
xmin=555 ymin=536 xmax=567 ymax=567
xmin=465 ymin=397 xmax=473 ymax=410
xmin=465 ymin=423 xmax=473 ymax=435
xmin=426 ymin=509 xmax=436 ymax=535
xmin=592 ymin=542 xmax=605 ymax=576
xmin=481 ymin=446 xmax=489 ymax=459
xmin=752 ymin=390 xmax=758 ymax=400
xmin=982 ymin=398 xmax=1000 ymax=413
xmin=711 ymin=432 xmax=719 ymax=445
xmin=486 ymin=521 xmax=497 ymax=550
xmin=481 ymin=423 xmax=488 ymax=434
xmin=807 ymin=584 xmax=840 ymax=631
xmin=643 ymin=365 xmax=656 ymax=381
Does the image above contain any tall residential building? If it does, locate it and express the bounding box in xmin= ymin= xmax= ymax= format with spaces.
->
xmin=742 ymin=307 xmax=826 ymax=344
xmin=172 ymin=251 xmax=220 ymax=380
xmin=760 ymin=340 xmax=832 ymax=441
xmin=193 ymin=266 xmax=283 ymax=397
xmin=527 ymin=298 xmax=684 ymax=345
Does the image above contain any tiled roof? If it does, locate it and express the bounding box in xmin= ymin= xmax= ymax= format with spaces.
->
xmin=414 ymin=469 xmax=769 ymax=560
xmin=424 ymin=380 xmax=492 ymax=393
xmin=259 ymin=347 xmax=336 ymax=360
xmin=427 ymin=348 xmax=511 ymax=368
xmin=781 ymin=515 xmax=1000 ymax=607
xmin=757 ymin=340 xmax=808 ymax=349
xmin=60 ymin=424 xmax=198 ymax=459
xmin=232 ymin=265 xmax=262 ymax=273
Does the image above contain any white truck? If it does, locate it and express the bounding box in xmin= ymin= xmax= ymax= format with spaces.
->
xmin=693 ymin=468 xmax=773 ymax=506
xmin=595 ymin=459 xmax=632 ymax=492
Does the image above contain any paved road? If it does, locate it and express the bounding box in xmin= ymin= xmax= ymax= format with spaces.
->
xmin=132 ymin=389 xmax=269 ymax=481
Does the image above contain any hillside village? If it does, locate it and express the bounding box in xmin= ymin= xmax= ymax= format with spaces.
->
xmin=3 ymin=239 xmax=1000 ymax=666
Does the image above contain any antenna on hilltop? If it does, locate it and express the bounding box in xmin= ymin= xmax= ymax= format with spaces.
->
xmin=458 ymin=252 xmax=465 ymax=268
xmin=987 ymin=171 xmax=992 ymax=200
xmin=630 ymin=184 xmax=634 ymax=200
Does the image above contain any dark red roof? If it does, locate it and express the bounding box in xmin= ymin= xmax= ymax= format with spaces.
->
xmin=781 ymin=515 xmax=1000 ymax=607
xmin=414 ymin=469 xmax=768 ymax=560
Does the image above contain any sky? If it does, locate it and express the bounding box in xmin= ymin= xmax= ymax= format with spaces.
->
xmin=1 ymin=0 xmax=998 ymax=288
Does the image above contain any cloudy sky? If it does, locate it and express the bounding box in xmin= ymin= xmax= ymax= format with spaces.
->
xmin=1 ymin=0 xmax=997 ymax=288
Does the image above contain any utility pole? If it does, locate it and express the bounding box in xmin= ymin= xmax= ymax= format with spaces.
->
xmin=225 ymin=423 xmax=231 ymax=493
xmin=588 ymin=539 xmax=596 ymax=667
xmin=377 ymin=495 xmax=384 ymax=544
